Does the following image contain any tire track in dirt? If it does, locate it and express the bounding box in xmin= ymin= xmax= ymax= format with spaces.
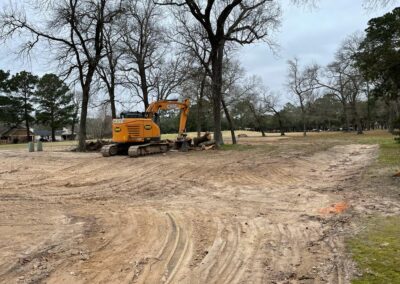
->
xmin=0 ymin=144 xmax=379 ymax=284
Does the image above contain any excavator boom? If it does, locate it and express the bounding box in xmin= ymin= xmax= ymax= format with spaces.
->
xmin=146 ymin=99 xmax=190 ymax=136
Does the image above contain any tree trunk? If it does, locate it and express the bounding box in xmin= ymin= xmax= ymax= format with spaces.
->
xmin=25 ymin=117 xmax=30 ymax=142
xmin=196 ymin=98 xmax=202 ymax=138
xmin=51 ymin=127 xmax=56 ymax=142
xmin=210 ymin=45 xmax=224 ymax=146
xmin=78 ymin=85 xmax=90 ymax=151
xmin=25 ymin=115 xmax=30 ymax=142
xmin=341 ymin=100 xmax=350 ymax=131
xmin=71 ymin=109 xmax=78 ymax=140
xmin=139 ymin=60 xmax=149 ymax=110
xmin=351 ymin=101 xmax=363 ymax=134
xmin=366 ymin=83 xmax=371 ymax=131
xmin=248 ymin=102 xmax=265 ymax=137
xmin=51 ymin=109 xmax=55 ymax=142
xmin=109 ymin=87 xmax=116 ymax=119
xmin=386 ymin=100 xmax=394 ymax=133
xmin=300 ymin=103 xmax=307 ymax=137
xmin=71 ymin=121 xmax=75 ymax=139
xmin=196 ymin=74 xmax=206 ymax=138
xmin=24 ymin=94 xmax=31 ymax=142
xmin=193 ymin=132 xmax=211 ymax=147
xmin=276 ymin=112 xmax=285 ymax=136
xmin=221 ymin=98 xmax=236 ymax=144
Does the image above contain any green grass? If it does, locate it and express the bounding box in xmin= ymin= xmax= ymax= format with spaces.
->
xmin=348 ymin=216 xmax=400 ymax=284
xmin=379 ymin=143 xmax=400 ymax=166
xmin=0 ymin=143 xmax=29 ymax=150
xmin=290 ymin=131 xmax=399 ymax=166
xmin=220 ymin=144 xmax=256 ymax=151
xmin=0 ymin=140 xmax=77 ymax=151
xmin=342 ymin=131 xmax=400 ymax=283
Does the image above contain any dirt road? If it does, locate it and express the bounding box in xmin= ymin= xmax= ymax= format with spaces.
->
xmin=0 ymin=141 xmax=378 ymax=283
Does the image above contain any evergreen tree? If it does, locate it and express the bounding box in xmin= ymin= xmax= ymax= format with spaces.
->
xmin=35 ymin=74 xmax=74 ymax=142
xmin=7 ymin=71 xmax=38 ymax=140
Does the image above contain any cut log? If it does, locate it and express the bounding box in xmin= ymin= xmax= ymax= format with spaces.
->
xmin=198 ymin=140 xmax=215 ymax=147
xmin=193 ymin=132 xmax=212 ymax=147
xmin=201 ymin=144 xmax=216 ymax=150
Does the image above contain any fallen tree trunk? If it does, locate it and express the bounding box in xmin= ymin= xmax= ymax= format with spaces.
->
xmin=198 ymin=140 xmax=215 ymax=147
xmin=193 ymin=132 xmax=212 ymax=147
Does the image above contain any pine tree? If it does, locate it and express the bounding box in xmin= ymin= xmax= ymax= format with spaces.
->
xmin=8 ymin=71 xmax=38 ymax=141
xmin=35 ymin=74 xmax=75 ymax=142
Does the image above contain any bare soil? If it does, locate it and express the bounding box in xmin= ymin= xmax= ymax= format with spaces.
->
xmin=0 ymin=139 xmax=393 ymax=283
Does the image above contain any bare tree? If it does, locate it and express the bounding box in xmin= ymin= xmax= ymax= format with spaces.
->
xmin=181 ymin=62 xmax=209 ymax=137
xmin=339 ymin=34 xmax=365 ymax=134
xmin=221 ymin=59 xmax=248 ymax=144
xmin=174 ymin=16 xmax=211 ymax=137
xmin=70 ymin=90 xmax=82 ymax=140
xmin=0 ymin=0 xmax=123 ymax=150
xmin=97 ymin=22 xmax=124 ymax=119
xmin=119 ymin=0 xmax=166 ymax=110
xmin=363 ymin=0 xmax=398 ymax=8
xmin=242 ymin=76 xmax=268 ymax=137
xmin=161 ymin=0 xmax=281 ymax=146
xmin=152 ymin=55 xmax=190 ymax=101
xmin=261 ymin=92 xmax=286 ymax=136
xmin=315 ymin=34 xmax=365 ymax=134
xmin=287 ymin=58 xmax=318 ymax=136
xmin=315 ymin=61 xmax=352 ymax=131
xmin=246 ymin=99 xmax=266 ymax=137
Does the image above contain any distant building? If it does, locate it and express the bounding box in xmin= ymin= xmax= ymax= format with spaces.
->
xmin=0 ymin=126 xmax=34 ymax=144
xmin=61 ymin=128 xmax=76 ymax=141
xmin=34 ymin=129 xmax=63 ymax=141
xmin=34 ymin=128 xmax=76 ymax=141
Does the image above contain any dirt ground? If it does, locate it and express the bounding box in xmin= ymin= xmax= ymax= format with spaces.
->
xmin=0 ymin=137 xmax=397 ymax=283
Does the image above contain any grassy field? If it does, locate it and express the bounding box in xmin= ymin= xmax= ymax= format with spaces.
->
xmin=348 ymin=217 xmax=400 ymax=284
xmin=0 ymin=140 xmax=78 ymax=151
xmin=335 ymin=131 xmax=400 ymax=283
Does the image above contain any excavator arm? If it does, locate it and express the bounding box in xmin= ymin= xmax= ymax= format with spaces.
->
xmin=146 ymin=99 xmax=190 ymax=136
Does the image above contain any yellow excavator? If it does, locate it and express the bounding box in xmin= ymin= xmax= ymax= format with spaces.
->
xmin=101 ymin=98 xmax=190 ymax=157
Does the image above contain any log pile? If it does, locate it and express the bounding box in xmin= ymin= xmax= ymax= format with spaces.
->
xmin=71 ymin=140 xmax=111 ymax=152
xmin=193 ymin=132 xmax=212 ymax=147
xmin=192 ymin=132 xmax=216 ymax=150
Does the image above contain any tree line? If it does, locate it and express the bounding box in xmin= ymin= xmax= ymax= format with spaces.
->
xmin=0 ymin=0 xmax=281 ymax=150
xmin=0 ymin=71 xmax=77 ymax=142
xmin=0 ymin=1 xmax=399 ymax=149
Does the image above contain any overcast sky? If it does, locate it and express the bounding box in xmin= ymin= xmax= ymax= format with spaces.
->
xmin=0 ymin=0 xmax=399 ymax=107
xmin=239 ymin=0 xmax=398 ymax=104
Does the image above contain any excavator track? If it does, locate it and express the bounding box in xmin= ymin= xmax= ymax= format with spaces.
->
xmin=101 ymin=144 xmax=118 ymax=157
xmin=128 ymin=143 xmax=169 ymax=158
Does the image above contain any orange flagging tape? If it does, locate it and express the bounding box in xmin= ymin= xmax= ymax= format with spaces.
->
xmin=319 ymin=201 xmax=349 ymax=215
